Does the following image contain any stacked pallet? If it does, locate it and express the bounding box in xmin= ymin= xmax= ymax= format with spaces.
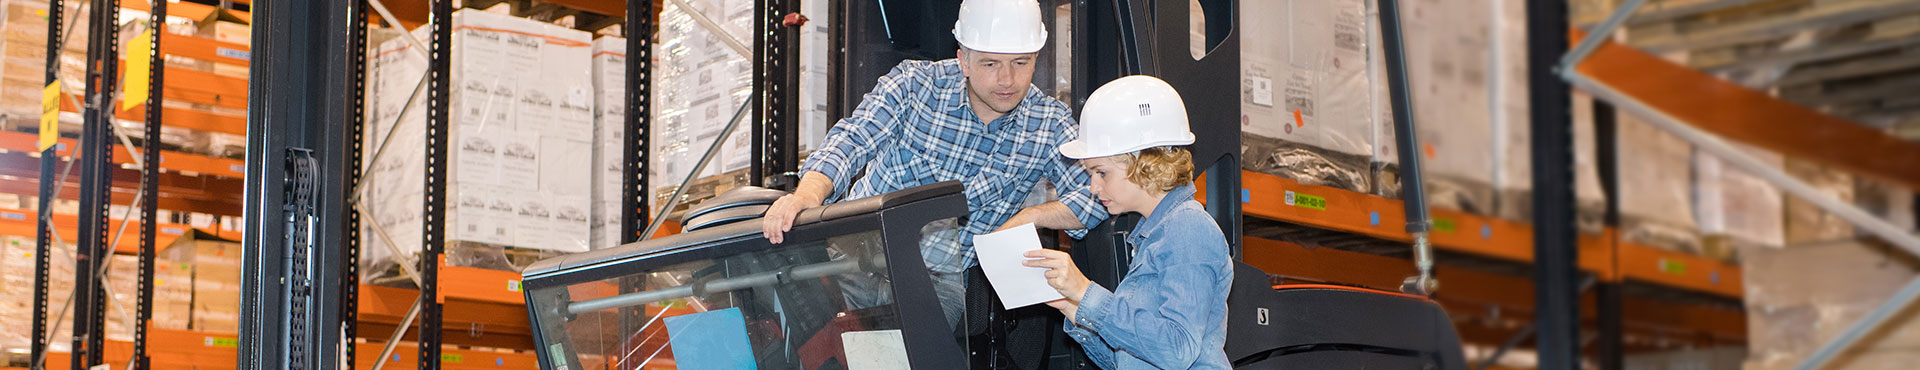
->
xmin=1244 ymin=0 xmax=1789 ymax=263
xmin=0 ymin=0 xmax=251 ymax=160
xmin=361 ymin=9 xmax=596 ymax=282
xmin=647 ymin=0 xmax=757 ymax=214
xmin=1740 ymin=168 xmax=1917 ymax=369
xmin=0 ymin=0 xmax=86 ymax=134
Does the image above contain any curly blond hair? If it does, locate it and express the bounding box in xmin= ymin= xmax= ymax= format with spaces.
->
xmin=1109 ymin=146 xmax=1194 ymax=194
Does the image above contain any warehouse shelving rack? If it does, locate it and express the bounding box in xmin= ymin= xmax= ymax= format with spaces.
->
xmin=16 ymin=0 xmax=256 ymax=369
xmin=218 ymin=1 xmax=1920 ymax=370
xmin=233 ymin=0 xmax=806 ymax=369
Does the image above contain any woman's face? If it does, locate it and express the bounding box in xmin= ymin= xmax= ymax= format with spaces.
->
xmin=1081 ymin=155 xmax=1156 ymax=216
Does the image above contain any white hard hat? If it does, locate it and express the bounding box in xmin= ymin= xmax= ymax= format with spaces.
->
xmin=1059 ymin=75 xmax=1195 ymax=159
xmin=952 ymin=0 xmax=1048 ymax=54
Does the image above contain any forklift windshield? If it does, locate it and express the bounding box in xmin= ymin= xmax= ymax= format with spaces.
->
xmin=521 ymin=182 xmax=972 ymax=370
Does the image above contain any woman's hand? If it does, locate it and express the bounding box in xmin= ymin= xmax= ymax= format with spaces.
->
xmin=1046 ymin=298 xmax=1080 ymax=321
xmin=1023 ymin=249 xmax=1091 ymax=302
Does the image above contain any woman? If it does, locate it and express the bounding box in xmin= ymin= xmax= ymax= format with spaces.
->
xmin=1023 ymin=75 xmax=1233 ymax=369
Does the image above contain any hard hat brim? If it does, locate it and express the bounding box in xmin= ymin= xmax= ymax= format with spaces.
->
xmin=953 ymin=29 xmax=1048 ymax=54
xmin=1057 ymin=133 xmax=1196 ymax=160
xmin=1058 ymin=140 xmax=1098 ymax=159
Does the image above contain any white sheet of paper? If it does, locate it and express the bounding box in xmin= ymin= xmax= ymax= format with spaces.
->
xmin=972 ymin=223 xmax=1066 ymax=309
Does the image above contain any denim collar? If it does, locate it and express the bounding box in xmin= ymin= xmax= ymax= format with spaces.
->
xmin=1127 ymin=183 xmax=1198 ymax=245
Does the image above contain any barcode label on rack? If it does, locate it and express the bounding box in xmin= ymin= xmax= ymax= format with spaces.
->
xmin=205 ymin=337 xmax=239 ymax=348
xmin=217 ymin=47 xmax=250 ymax=60
xmin=1285 ymin=191 xmax=1326 ymax=210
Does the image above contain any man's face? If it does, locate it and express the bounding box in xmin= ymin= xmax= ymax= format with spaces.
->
xmin=957 ymin=49 xmax=1038 ymax=117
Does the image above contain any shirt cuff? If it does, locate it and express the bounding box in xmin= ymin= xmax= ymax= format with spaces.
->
xmin=1056 ymin=188 xmax=1106 ymax=240
xmin=1070 ymin=282 xmax=1116 ymax=333
xmin=798 ymin=152 xmax=850 ymax=193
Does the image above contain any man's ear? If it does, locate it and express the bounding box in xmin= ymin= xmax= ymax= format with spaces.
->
xmin=955 ymin=49 xmax=969 ymax=78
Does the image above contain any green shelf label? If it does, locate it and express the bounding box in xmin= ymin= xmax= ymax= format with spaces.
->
xmin=1659 ymin=259 xmax=1687 ymax=275
xmin=205 ymin=337 xmax=238 ymax=348
xmin=1433 ymin=218 xmax=1457 ymax=233
xmin=1294 ymin=193 xmax=1327 ymax=210
xmin=1284 ymin=190 xmax=1326 ymax=210
xmin=442 ymin=354 xmax=464 ymax=363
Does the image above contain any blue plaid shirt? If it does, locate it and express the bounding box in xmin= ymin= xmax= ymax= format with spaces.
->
xmin=802 ymin=59 xmax=1107 ymax=274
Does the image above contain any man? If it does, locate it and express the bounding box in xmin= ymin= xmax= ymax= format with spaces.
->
xmin=761 ymin=0 xmax=1107 ymax=327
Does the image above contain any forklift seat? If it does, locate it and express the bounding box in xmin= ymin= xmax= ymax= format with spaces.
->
xmin=1224 ymin=263 xmax=1468 ymax=369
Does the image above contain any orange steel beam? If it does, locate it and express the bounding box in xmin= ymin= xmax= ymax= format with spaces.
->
xmin=0 ymin=208 xmax=213 ymax=255
xmin=113 ymin=64 xmax=249 ymax=110
xmin=53 ymin=92 xmax=248 ymax=136
xmin=351 ymin=342 xmax=542 ymax=370
xmin=438 ymin=256 xmax=529 ymax=305
xmin=1 ymin=131 xmax=247 ymax=178
xmin=21 ymin=329 xmax=242 ymax=370
xmin=355 ymin=321 xmax=535 ymax=350
xmin=1572 ymin=29 xmax=1920 ymax=190
xmin=0 ymin=153 xmax=246 ymax=216
xmin=159 ymin=33 xmax=251 ymax=67
xmin=1203 ymin=172 xmax=1620 ymax=277
xmin=1616 ymin=239 xmax=1744 ymax=297
xmin=544 ymin=0 xmax=625 ymax=17
xmin=15 ymin=329 xmax=536 ymax=370
xmin=1212 ymin=170 xmax=1740 ymax=296
xmin=120 ymin=0 xmax=218 ymax=21
xmin=359 ymin=284 xmax=536 ymax=349
xmin=1242 ymin=237 xmax=1746 ymax=344
xmin=374 ymin=0 xmax=656 ymax=29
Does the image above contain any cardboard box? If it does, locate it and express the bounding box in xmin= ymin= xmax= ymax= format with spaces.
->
xmin=0 ymin=235 xmax=77 ymax=352
xmin=1615 ymin=110 xmax=1703 ymax=256
xmin=649 ymin=0 xmax=755 ymax=212
xmin=210 ymin=20 xmax=248 ymax=45
xmin=0 ymin=0 xmax=86 ymax=126
xmin=591 ymin=36 xmax=627 ymax=250
xmin=1693 ymin=145 xmax=1785 ymax=261
xmin=365 ymin=9 xmax=595 ymax=257
xmin=161 ymin=230 xmax=242 ymax=333
xmin=1783 ymin=158 xmax=1857 ymax=244
xmin=1742 ymin=240 xmax=1920 ymax=370
xmin=1624 ymin=347 xmax=1745 ymax=370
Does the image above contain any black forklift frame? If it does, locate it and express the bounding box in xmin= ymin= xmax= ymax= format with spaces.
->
xmin=522 ymin=181 xmax=972 ymax=370
xmin=239 ymin=0 xmax=358 ymax=369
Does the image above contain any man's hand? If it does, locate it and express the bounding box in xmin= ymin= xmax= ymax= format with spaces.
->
xmin=762 ymin=192 xmax=822 ymax=244
xmin=1023 ymin=249 xmax=1091 ymax=302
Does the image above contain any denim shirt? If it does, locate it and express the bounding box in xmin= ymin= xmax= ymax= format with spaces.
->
xmin=1062 ymin=184 xmax=1233 ymax=369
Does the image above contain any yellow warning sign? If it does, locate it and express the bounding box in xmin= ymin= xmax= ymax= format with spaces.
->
xmin=39 ymin=81 xmax=59 ymax=151
xmin=121 ymin=30 xmax=154 ymax=111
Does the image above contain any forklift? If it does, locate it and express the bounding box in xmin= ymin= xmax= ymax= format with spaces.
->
xmin=519 ymin=0 xmax=1468 ymax=369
